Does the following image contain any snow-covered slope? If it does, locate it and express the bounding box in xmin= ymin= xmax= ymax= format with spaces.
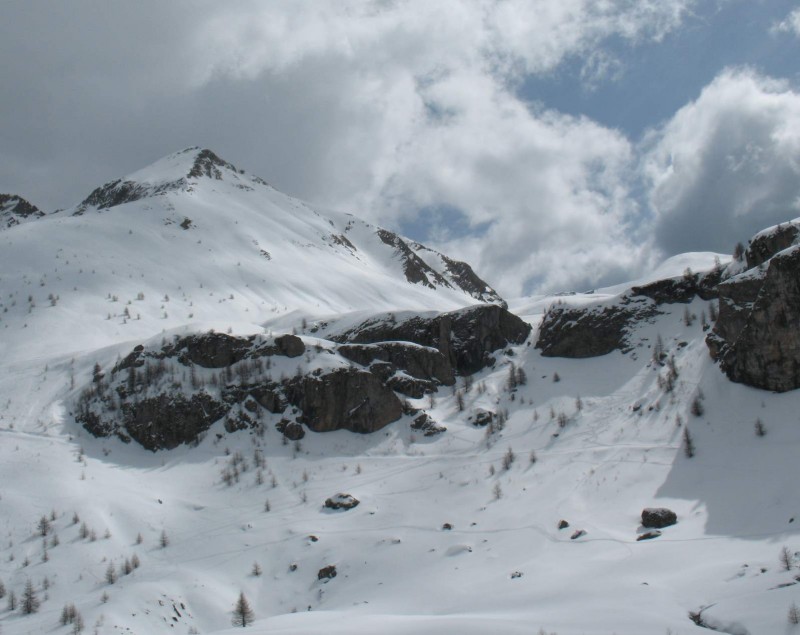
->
xmin=0 ymin=148 xmax=500 ymax=363
xmin=2 ymin=153 xmax=800 ymax=635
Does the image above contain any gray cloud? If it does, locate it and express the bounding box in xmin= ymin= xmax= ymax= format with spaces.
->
xmin=1 ymin=0 xmax=710 ymax=296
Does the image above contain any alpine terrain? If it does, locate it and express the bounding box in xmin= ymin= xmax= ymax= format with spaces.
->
xmin=2 ymin=147 xmax=800 ymax=635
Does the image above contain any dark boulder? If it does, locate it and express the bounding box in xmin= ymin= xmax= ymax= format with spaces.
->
xmin=641 ymin=507 xmax=677 ymax=529
xmin=558 ymin=520 xmax=570 ymax=530
xmin=318 ymin=565 xmax=337 ymax=581
xmin=324 ymin=494 xmax=360 ymax=510
xmin=570 ymin=529 xmax=587 ymax=540
xmin=276 ymin=419 xmax=305 ymax=441
xmin=411 ymin=413 xmax=446 ymax=437
xmin=274 ymin=334 xmax=305 ymax=358
xmin=471 ymin=409 xmax=494 ymax=427
xmin=636 ymin=530 xmax=662 ymax=541
xmin=283 ymin=368 xmax=403 ymax=433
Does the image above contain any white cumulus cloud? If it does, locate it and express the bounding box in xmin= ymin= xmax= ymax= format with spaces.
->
xmin=642 ymin=68 xmax=800 ymax=256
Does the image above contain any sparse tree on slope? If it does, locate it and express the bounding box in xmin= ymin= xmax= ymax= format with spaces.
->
xmin=232 ymin=592 xmax=255 ymax=627
xmin=21 ymin=579 xmax=39 ymax=615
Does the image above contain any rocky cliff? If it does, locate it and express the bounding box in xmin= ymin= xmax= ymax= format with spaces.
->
xmin=708 ymin=226 xmax=800 ymax=392
xmin=75 ymin=304 xmax=530 ymax=450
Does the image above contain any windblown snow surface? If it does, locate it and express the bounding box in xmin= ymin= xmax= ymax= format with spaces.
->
xmin=1 ymin=150 xmax=799 ymax=634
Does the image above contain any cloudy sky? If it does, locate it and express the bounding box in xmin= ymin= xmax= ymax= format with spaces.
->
xmin=2 ymin=1 xmax=800 ymax=296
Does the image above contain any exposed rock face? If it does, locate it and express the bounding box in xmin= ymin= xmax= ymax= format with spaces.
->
xmin=324 ymin=494 xmax=360 ymax=510
xmin=409 ymin=241 xmax=504 ymax=305
xmin=335 ymin=304 xmax=531 ymax=376
xmin=111 ymin=393 xmax=227 ymax=451
xmin=284 ymin=368 xmax=403 ymax=434
xmin=636 ymin=530 xmax=662 ymax=541
xmin=631 ymin=269 xmax=722 ymax=304
xmin=641 ymin=507 xmax=677 ymax=529
xmin=708 ymin=246 xmax=800 ymax=392
xmin=77 ymin=179 xmax=177 ymax=213
xmin=746 ymin=222 xmax=800 ymax=268
xmin=114 ymin=332 xmax=304 ymax=373
xmin=338 ymin=342 xmax=454 ymax=385
xmin=536 ymin=298 xmax=658 ymax=358
xmin=0 ymin=194 xmax=44 ymax=228
xmin=538 ymin=267 xmax=725 ymax=359
xmin=377 ymin=228 xmax=451 ymax=290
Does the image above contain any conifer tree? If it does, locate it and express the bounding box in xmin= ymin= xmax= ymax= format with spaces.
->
xmin=232 ymin=592 xmax=255 ymax=627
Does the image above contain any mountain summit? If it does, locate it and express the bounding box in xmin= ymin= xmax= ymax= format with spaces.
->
xmin=0 ymin=148 xmax=501 ymax=361
xmin=74 ymin=147 xmax=262 ymax=213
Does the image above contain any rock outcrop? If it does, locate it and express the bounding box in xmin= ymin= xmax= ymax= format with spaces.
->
xmin=1 ymin=194 xmax=44 ymax=229
xmin=283 ymin=368 xmax=403 ymax=434
xmin=708 ymin=245 xmax=800 ymax=392
xmin=335 ymin=304 xmax=531 ymax=376
xmin=536 ymin=298 xmax=658 ymax=358
xmin=538 ymin=264 xmax=727 ymax=359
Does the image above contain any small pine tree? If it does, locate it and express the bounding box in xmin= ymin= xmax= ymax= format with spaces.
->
xmin=492 ymin=482 xmax=502 ymax=500
xmin=37 ymin=515 xmax=51 ymax=537
xmin=529 ymin=450 xmax=537 ymax=465
xmin=781 ymin=545 xmax=794 ymax=571
xmin=72 ymin=612 xmax=85 ymax=634
xmin=105 ymin=562 xmax=116 ymax=585
xmin=263 ymin=499 xmax=271 ymax=512
xmin=690 ymin=395 xmax=704 ymax=417
xmin=251 ymin=562 xmax=262 ymax=577
xmin=7 ymin=589 xmax=17 ymax=611
xmin=755 ymin=418 xmax=767 ymax=437
xmin=0 ymin=578 xmax=5 ymax=598
xmin=21 ymin=579 xmax=39 ymax=614
xmin=733 ymin=242 xmax=745 ymax=261
xmin=502 ymin=447 xmax=515 ymax=471
xmin=683 ymin=427 xmax=695 ymax=458
xmin=652 ymin=334 xmax=665 ymax=364
xmin=131 ymin=554 xmax=140 ymax=569
xmin=455 ymin=390 xmax=465 ymax=412
xmin=552 ymin=372 xmax=560 ymax=383
xmin=789 ymin=602 xmax=800 ymax=625
xmin=135 ymin=532 xmax=143 ymax=545
xmin=159 ymin=529 xmax=169 ymax=548
xmin=232 ymin=592 xmax=255 ymax=627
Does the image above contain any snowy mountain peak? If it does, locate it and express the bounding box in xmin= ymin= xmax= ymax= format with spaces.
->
xmin=74 ymin=147 xmax=265 ymax=214
xmin=0 ymin=193 xmax=44 ymax=228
